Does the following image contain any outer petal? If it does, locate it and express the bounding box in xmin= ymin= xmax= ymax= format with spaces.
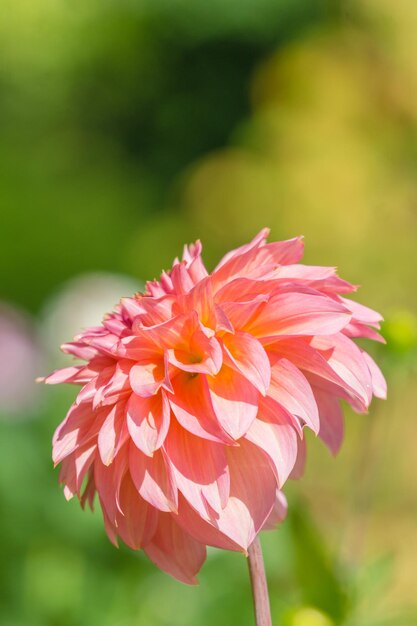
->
xmin=290 ymin=436 xmax=307 ymax=479
xmin=310 ymin=334 xmax=373 ymax=409
xmin=341 ymin=297 xmax=383 ymax=327
xmin=99 ymin=360 xmax=132 ymax=404
xmin=207 ymin=365 xmax=259 ymax=440
xmin=313 ymin=388 xmax=344 ymax=455
xmin=58 ymin=442 xmax=96 ymax=499
xmin=175 ymin=495 xmax=243 ymax=552
xmin=362 ymin=352 xmax=387 ymax=399
xmin=127 ymin=391 xmax=170 ymax=456
xmin=268 ymin=357 xmax=320 ymax=433
xmin=164 ymin=419 xmax=230 ymax=519
xmin=269 ymin=337 xmax=369 ymax=410
xmin=214 ymin=228 xmax=270 ymax=271
xmin=208 ymin=440 xmax=276 ymax=549
xmin=222 ymin=331 xmax=271 ymax=395
xmin=42 ymin=366 xmax=87 ymax=385
xmin=273 ymin=264 xmax=356 ymax=294
xmin=114 ymin=472 xmax=158 ymax=550
xmin=144 ymin=513 xmax=206 ymax=585
xmin=98 ymin=401 xmax=129 ymax=465
xmin=263 ymin=491 xmax=288 ymax=530
xmin=245 ymin=397 xmax=298 ymax=487
xmin=213 ymin=231 xmax=304 ymax=284
xmin=129 ymin=445 xmax=178 ymax=513
xmin=52 ymin=402 xmax=98 ymax=465
xmin=247 ymin=291 xmax=351 ymax=339
xmin=94 ymin=450 xmax=128 ymax=524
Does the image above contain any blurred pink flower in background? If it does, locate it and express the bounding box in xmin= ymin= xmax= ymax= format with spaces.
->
xmin=43 ymin=229 xmax=386 ymax=583
xmin=0 ymin=303 xmax=43 ymax=419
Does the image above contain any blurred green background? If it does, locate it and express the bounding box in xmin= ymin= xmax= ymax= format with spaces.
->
xmin=1 ymin=0 xmax=416 ymax=624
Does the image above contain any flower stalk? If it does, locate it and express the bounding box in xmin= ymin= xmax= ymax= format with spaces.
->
xmin=247 ymin=535 xmax=272 ymax=626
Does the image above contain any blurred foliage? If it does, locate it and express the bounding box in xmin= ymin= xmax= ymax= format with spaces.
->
xmin=1 ymin=0 xmax=416 ymax=624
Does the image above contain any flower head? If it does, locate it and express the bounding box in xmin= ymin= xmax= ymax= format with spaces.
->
xmin=43 ymin=229 xmax=386 ymax=583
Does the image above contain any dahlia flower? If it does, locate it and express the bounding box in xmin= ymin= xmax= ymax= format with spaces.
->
xmin=43 ymin=229 xmax=386 ymax=585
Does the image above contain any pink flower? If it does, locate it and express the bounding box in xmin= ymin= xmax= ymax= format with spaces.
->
xmin=43 ymin=229 xmax=386 ymax=584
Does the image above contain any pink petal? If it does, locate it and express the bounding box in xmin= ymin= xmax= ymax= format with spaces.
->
xmin=214 ymin=304 xmax=235 ymax=333
xmin=267 ymin=356 xmax=320 ymax=433
xmin=82 ymin=331 xmax=120 ymax=357
xmin=270 ymin=337 xmax=369 ymax=410
xmin=344 ymin=322 xmax=386 ymax=343
xmin=130 ymin=352 xmax=172 ymax=397
xmin=180 ymin=276 xmax=217 ymax=328
xmin=214 ymin=228 xmax=270 ymax=271
xmin=99 ymin=360 xmax=132 ymax=402
xmin=263 ymin=490 xmax=288 ymax=530
xmin=164 ymin=419 xmax=230 ymax=519
xmin=102 ymin=508 xmax=119 ymax=547
xmin=311 ymin=334 xmax=373 ymax=408
xmin=129 ymin=445 xmax=178 ymax=513
xmin=213 ymin=232 xmax=304 ymax=284
xmin=60 ymin=341 xmax=99 ymax=361
xmin=120 ymin=296 xmax=146 ymax=321
xmin=52 ymin=402 xmax=96 ymax=465
xmin=97 ymin=401 xmax=129 ymax=466
xmin=43 ymin=366 xmax=86 ymax=385
xmin=168 ymin=372 xmax=234 ymax=444
xmin=144 ymin=513 xmax=206 ymax=584
xmin=94 ymin=450 xmax=128 ymax=524
xmin=75 ymin=365 xmax=115 ymax=406
xmin=132 ymin=313 xmax=191 ymax=351
xmin=115 ymin=472 xmax=158 ymax=550
xmin=290 ymin=436 xmax=307 ymax=479
xmin=207 ymin=365 xmax=259 ymax=440
xmin=341 ymin=297 xmax=383 ymax=327
xmin=208 ymin=440 xmax=276 ymax=550
xmin=182 ymin=239 xmax=209 ymax=284
xmin=170 ymin=262 xmax=195 ymax=295
xmin=214 ymin=277 xmax=271 ymax=302
xmin=219 ymin=295 xmax=269 ymax=331
xmin=127 ymin=391 xmax=170 ymax=456
xmin=313 ymin=388 xmax=344 ymax=455
xmin=80 ymin=467 xmax=96 ymax=511
xmin=175 ymin=495 xmax=243 ymax=552
xmin=273 ymin=265 xmax=356 ymax=294
xmin=362 ymin=352 xmax=387 ymax=399
xmin=58 ymin=442 xmax=96 ymax=498
xmin=245 ymin=398 xmax=298 ymax=486
xmin=247 ymin=291 xmax=351 ymax=339
xmin=222 ymin=331 xmax=271 ymax=395
xmin=133 ymin=296 xmax=175 ymax=327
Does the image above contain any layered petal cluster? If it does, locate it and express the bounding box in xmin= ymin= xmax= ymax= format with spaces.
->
xmin=44 ymin=229 xmax=386 ymax=583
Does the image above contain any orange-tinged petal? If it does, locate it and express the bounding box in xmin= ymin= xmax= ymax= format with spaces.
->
xmin=168 ymin=372 xmax=234 ymax=444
